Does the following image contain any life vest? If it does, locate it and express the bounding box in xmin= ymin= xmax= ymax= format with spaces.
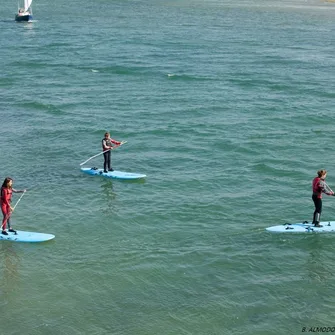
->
xmin=312 ymin=177 xmax=325 ymax=199
xmin=102 ymin=138 xmax=112 ymax=150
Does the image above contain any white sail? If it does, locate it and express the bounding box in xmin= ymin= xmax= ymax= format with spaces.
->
xmin=24 ymin=0 xmax=32 ymax=11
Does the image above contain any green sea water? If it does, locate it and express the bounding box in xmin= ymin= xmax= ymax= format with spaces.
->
xmin=1 ymin=0 xmax=335 ymax=334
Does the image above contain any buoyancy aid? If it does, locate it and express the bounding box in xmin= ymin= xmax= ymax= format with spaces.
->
xmin=312 ymin=177 xmax=326 ymax=199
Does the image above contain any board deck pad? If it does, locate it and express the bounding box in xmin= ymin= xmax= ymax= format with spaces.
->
xmin=81 ymin=167 xmax=146 ymax=180
xmin=0 ymin=230 xmax=55 ymax=242
xmin=266 ymin=221 xmax=335 ymax=233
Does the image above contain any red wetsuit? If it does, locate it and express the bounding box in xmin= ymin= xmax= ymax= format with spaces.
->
xmin=1 ymin=187 xmax=12 ymax=230
xmin=312 ymin=177 xmax=331 ymax=199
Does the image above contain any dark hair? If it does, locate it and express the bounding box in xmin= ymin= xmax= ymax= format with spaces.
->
xmin=104 ymin=132 xmax=110 ymax=136
xmin=1 ymin=177 xmax=13 ymax=189
xmin=317 ymin=170 xmax=327 ymax=178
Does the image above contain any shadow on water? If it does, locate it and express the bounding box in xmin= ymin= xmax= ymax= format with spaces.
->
xmin=0 ymin=243 xmax=21 ymax=297
xmin=100 ymin=180 xmax=118 ymax=215
xmin=279 ymin=234 xmax=335 ymax=283
xmin=101 ymin=180 xmax=116 ymax=199
xmin=302 ymin=235 xmax=334 ymax=282
xmin=264 ymin=229 xmax=335 ymax=285
xmin=99 ymin=176 xmax=146 ymax=217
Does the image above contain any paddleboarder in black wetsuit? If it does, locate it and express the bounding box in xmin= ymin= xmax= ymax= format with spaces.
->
xmin=312 ymin=169 xmax=334 ymax=227
xmin=102 ymin=132 xmax=121 ymax=173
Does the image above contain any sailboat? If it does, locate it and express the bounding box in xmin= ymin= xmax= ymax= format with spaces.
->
xmin=15 ymin=0 xmax=33 ymax=22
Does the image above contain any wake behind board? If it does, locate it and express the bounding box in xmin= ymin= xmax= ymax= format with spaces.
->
xmin=0 ymin=230 xmax=55 ymax=243
xmin=266 ymin=221 xmax=335 ymax=233
xmin=81 ymin=167 xmax=146 ymax=180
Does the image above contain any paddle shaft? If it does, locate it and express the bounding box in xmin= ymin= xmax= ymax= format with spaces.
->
xmin=12 ymin=192 xmax=26 ymax=211
xmin=322 ymin=181 xmax=335 ymax=195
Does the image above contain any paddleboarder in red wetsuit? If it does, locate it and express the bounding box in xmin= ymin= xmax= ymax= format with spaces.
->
xmin=102 ymin=132 xmax=121 ymax=173
xmin=1 ymin=177 xmax=26 ymax=235
xmin=312 ymin=170 xmax=334 ymax=227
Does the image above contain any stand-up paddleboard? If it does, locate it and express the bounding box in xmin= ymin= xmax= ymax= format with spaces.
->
xmin=0 ymin=230 xmax=55 ymax=242
xmin=266 ymin=221 xmax=335 ymax=233
xmin=80 ymin=167 xmax=146 ymax=180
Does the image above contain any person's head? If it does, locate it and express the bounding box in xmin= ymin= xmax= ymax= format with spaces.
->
xmin=2 ymin=177 xmax=13 ymax=189
xmin=317 ymin=169 xmax=327 ymax=180
xmin=104 ymin=132 xmax=110 ymax=138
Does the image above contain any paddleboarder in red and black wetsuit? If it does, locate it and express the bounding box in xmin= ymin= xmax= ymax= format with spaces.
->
xmin=1 ymin=177 xmax=26 ymax=235
xmin=102 ymin=132 xmax=121 ymax=173
xmin=312 ymin=169 xmax=334 ymax=228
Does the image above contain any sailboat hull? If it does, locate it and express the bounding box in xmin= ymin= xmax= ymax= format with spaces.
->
xmin=15 ymin=14 xmax=32 ymax=22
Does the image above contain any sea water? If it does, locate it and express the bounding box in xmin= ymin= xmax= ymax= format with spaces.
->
xmin=1 ymin=0 xmax=335 ymax=334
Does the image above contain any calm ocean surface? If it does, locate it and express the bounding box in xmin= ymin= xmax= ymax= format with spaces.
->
xmin=1 ymin=0 xmax=335 ymax=334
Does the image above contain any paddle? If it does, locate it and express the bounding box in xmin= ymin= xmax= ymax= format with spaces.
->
xmin=12 ymin=191 xmax=26 ymax=212
xmin=79 ymin=141 xmax=127 ymax=166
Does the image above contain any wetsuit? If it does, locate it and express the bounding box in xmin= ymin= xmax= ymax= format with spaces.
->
xmin=1 ymin=187 xmax=12 ymax=230
xmin=312 ymin=177 xmax=332 ymax=224
xmin=102 ymin=137 xmax=121 ymax=172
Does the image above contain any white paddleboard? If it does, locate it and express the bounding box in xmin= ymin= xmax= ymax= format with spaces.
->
xmin=0 ymin=230 xmax=55 ymax=242
xmin=81 ymin=167 xmax=146 ymax=180
xmin=266 ymin=221 xmax=335 ymax=233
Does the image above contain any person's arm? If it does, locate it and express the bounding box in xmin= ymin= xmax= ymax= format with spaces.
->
xmin=110 ymin=139 xmax=121 ymax=146
xmin=12 ymin=188 xmax=26 ymax=193
xmin=319 ymin=181 xmax=334 ymax=195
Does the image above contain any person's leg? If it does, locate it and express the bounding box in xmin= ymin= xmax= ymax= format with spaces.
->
xmin=7 ymin=216 xmax=16 ymax=233
xmin=107 ymin=151 xmax=111 ymax=170
xmin=103 ymin=152 xmax=109 ymax=172
xmin=312 ymin=195 xmax=318 ymax=222
xmin=1 ymin=209 xmax=9 ymax=234
xmin=312 ymin=195 xmax=322 ymax=227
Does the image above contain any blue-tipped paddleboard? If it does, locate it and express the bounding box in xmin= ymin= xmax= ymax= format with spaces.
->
xmin=0 ymin=230 xmax=55 ymax=243
xmin=81 ymin=167 xmax=146 ymax=180
xmin=266 ymin=221 xmax=335 ymax=233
